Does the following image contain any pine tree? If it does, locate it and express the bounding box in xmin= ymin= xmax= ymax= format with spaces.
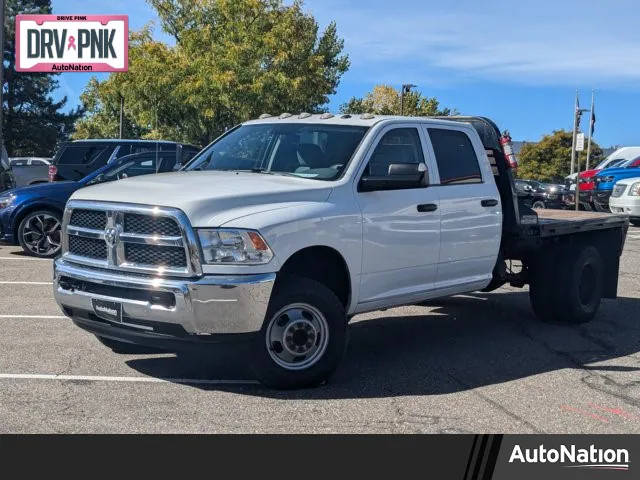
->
xmin=2 ymin=0 xmax=82 ymax=156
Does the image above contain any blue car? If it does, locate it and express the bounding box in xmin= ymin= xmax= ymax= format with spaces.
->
xmin=592 ymin=156 xmax=640 ymax=211
xmin=0 ymin=150 xmax=181 ymax=257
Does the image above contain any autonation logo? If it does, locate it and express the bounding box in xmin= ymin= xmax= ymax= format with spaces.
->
xmin=509 ymin=444 xmax=630 ymax=471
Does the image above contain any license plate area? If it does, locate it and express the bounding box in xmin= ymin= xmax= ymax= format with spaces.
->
xmin=92 ymin=298 xmax=123 ymax=323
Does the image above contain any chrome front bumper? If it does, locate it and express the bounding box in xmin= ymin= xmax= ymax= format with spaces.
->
xmin=53 ymin=259 xmax=276 ymax=336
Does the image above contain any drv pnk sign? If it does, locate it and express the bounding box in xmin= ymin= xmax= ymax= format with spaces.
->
xmin=15 ymin=15 xmax=128 ymax=72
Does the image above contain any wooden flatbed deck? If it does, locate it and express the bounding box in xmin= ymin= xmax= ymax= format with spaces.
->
xmin=533 ymin=209 xmax=628 ymax=237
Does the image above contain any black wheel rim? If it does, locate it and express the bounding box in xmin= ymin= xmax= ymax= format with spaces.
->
xmin=22 ymin=213 xmax=61 ymax=256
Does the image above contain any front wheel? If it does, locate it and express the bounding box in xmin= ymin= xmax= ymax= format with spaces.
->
xmin=532 ymin=200 xmax=546 ymax=209
xmin=250 ymin=276 xmax=347 ymax=389
xmin=17 ymin=210 xmax=62 ymax=258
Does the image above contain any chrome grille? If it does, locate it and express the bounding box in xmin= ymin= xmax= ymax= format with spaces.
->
xmin=69 ymin=236 xmax=107 ymax=260
xmin=125 ymin=244 xmax=186 ymax=267
xmin=62 ymin=201 xmax=201 ymax=277
xmin=612 ymin=184 xmax=627 ymax=198
xmin=70 ymin=209 xmax=107 ymax=230
xmin=124 ymin=213 xmax=181 ymax=236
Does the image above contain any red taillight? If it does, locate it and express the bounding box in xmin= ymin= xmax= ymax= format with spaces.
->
xmin=48 ymin=165 xmax=57 ymax=182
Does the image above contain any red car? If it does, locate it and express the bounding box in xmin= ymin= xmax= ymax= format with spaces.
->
xmin=578 ymin=157 xmax=632 ymax=191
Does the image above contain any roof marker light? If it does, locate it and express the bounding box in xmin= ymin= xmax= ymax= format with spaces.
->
xmin=360 ymin=113 xmax=375 ymax=120
xmin=319 ymin=113 xmax=334 ymax=119
xmin=258 ymin=113 xmax=272 ymax=119
xmin=279 ymin=112 xmax=292 ymax=119
xmin=298 ymin=112 xmax=312 ymax=119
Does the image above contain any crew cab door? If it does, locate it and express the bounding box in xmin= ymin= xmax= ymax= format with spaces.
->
xmin=355 ymin=125 xmax=441 ymax=307
xmin=422 ymin=126 xmax=501 ymax=292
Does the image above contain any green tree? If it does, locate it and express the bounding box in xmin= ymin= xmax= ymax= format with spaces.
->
xmin=339 ymin=84 xmax=455 ymax=116
xmin=75 ymin=0 xmax=350 ymax=146
xmin=517 ymin=130 xmax=603 ymax=182
xmin=2 ymin=0 xmax=82 ymax=156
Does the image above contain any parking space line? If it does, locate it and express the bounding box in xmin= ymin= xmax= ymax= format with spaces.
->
xmin=0 ymin=257 xmax=51 ymax=261
xmin=0 ymin=281 xmax=53 ymax=285
xmin=0 ymin=373 xmax=258 ymax=385
xmin=0 ymin=315 xmax=66 ymax=319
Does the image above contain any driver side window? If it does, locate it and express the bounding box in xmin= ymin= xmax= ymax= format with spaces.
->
xmin=364 ymin=128 xmax=424 ymax=177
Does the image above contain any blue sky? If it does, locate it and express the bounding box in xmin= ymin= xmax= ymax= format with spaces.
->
xmin=51 ymin=0 xmax=640 ymax=147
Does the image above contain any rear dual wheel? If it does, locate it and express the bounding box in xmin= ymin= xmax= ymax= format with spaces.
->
xmin=529 ymin=245 xmax=603 ymax=324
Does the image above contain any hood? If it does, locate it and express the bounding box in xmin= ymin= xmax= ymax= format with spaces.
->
xmin=8 ymin=181 xmax=78 ymax=198
xmin=596 ymin=166 xmax=640 ymax=177
xmin=579 ymin=169 xmax=600 ymax=179
xmin=71 ymin=170 xmax=333 ymax=227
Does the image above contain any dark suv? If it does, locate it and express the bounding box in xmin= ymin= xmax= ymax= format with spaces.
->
xmin=49 ymin=139 xmax=201 ymax=181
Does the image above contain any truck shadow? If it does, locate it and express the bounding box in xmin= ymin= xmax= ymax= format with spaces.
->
xmin=125 ymin=290 xmax=640 ymax=399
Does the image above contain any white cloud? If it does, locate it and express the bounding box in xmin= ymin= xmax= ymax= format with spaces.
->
xmin=306 ymin=0 xmax=640 ymax=87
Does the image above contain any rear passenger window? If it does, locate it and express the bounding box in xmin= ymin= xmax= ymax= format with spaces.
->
xmin=365 ymin=128 xmax=424 ymax=177
xmin=428 ymin=129 xmax=482 ymax=185
xmin=57 ymin=145 xmax=112 ymax=165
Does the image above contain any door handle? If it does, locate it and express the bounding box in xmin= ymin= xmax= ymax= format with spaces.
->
xmin=417 ymin=203 xmax=438 ymax=212
xmin=481 ymin=199 xmax=498 ymax=207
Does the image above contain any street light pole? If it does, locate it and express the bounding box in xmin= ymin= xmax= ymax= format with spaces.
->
xmin=119 ymin=94 xmax=124 ymax=139
xmin=400 ymin=84 xmax=416 ymax=116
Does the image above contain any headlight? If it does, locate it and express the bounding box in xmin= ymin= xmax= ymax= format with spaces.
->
xmin=197 ymin=228 xmax=273 ymax=265
xmin=0 ymin=193 xmax=16 ymax=209
xmin=629 ymin=182 xmax=640 ymax=196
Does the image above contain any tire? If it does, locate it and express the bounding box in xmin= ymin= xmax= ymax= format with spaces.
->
xmin=250 ymin=276 xmax=348 ymax=389
xmin=95 ymin=335 xmax=162 ymax=354
xmin=529 ymin=245 xmax=603 ymax=324
xmin=532 ymin=200 xmax=546 ymax=209
xmin=17 ymin=209 xmax=62 ymax=258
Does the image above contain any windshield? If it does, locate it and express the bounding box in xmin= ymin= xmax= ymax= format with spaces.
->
xmin=84 ymin=151 xmax=178 ymax=185
xmin=186 ymin=123 xmax=369 ymax=180
xmin=596 ymin=158 xmax=624 ymax=170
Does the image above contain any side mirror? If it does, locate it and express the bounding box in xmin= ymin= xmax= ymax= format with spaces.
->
xmin=359 ymin=162 xmax=428 ymax=192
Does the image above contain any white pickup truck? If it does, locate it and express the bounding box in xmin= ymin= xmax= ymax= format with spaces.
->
xmin=53 ymin=115 xmax=629 ymax=388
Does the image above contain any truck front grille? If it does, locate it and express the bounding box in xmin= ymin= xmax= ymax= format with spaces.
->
xmin=124 ymin=244 xmax=186 ymax=268
xmin=69 ymin=235 xmax=107 ymax=260
xmin=70 ymin=209 xmax=107 ymax=230
xmin=124 ymin=213 xmax=181 ymax=236
xmin=62 ymin=201 xmax=200 ymax=277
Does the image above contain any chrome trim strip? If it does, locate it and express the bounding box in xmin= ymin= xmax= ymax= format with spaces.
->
xmin=119 ymin=233 xmax=184 ymax=247
xmin=62 ymin=200 xmax=203 ymax=278
xmin=67 ymin=226 xmax=105 ymax=239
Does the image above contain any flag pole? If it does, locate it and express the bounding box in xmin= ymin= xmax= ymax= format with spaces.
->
xmin=585 ymin=90 xmax=595 ymax=171
xmin=570 ymin=90 xmax=579 ymax=175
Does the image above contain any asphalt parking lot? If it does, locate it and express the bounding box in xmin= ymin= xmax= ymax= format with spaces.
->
xmin=1 ymin=225 xmax=639 ymax=433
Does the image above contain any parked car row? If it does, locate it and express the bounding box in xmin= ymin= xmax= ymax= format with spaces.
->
xmin=0 ymin=139 xmax=201 ymax=257
xmin=564 ymin=147 xmax=640 ymax=212
xmin=514 ymin=179 xmax=569 ymax=209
